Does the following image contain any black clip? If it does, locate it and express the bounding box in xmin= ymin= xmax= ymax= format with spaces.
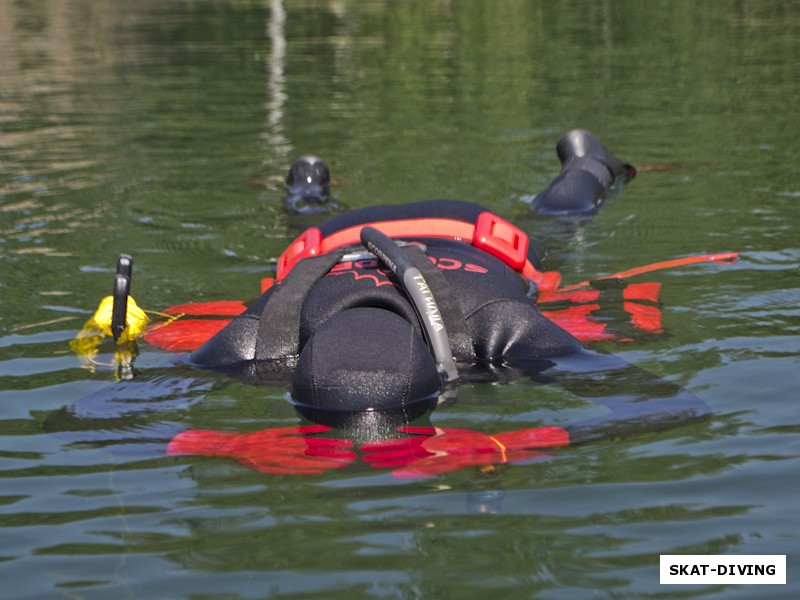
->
xmin=111 ymin=254 xmax=132 ymax=342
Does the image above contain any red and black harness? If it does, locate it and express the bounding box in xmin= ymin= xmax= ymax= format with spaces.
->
xmin=144 ymin=206 xmax=737 ymax=352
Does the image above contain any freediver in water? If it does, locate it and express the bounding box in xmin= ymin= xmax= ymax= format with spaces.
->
xmin=50 ymin=130 xmax=732 ymax=477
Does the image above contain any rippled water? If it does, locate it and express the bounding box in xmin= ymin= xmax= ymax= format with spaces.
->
xmin=1 ymin=1 xmax=798 ymax=598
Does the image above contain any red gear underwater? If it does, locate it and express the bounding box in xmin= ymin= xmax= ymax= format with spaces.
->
xmin=57 ymin=130 xmax=737 ymax=478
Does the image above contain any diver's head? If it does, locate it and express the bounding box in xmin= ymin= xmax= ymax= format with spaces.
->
xmin=285 ymin=155 xmax=332 ymax=214
xmin=291 ymin=307 xmax=441 ymax=419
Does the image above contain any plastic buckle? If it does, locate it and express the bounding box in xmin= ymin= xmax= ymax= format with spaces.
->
xmin=276 ymin=227 xmax=323 ymax=280
xmin=473 ymin=212 xmax=529 ymax=271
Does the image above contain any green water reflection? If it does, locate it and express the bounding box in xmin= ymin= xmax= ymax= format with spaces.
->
xmin=1 ymin=0 xmax=798 ymax=598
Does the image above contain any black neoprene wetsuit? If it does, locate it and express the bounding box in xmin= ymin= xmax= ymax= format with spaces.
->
xmin=192 ymin=200 xmax=580 ymax=375
xmin=188 ymin=199 xmax=710 ymax=443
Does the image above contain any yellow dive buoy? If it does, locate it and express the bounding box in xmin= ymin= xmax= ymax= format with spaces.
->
xmin=71 ymin=254 xmax=149 ymax=375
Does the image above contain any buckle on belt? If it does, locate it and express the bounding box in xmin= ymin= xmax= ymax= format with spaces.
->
xmin=276 ymin=227 xmax=323 ymax=280
xmin=473 ymin=212 xmax=529 ymax=271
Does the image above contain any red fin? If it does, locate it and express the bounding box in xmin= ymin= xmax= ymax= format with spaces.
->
xmin=144 ymin=319 xmax=232 ymax=351
xmin=162 ymin=301 xmax=247 ymax=316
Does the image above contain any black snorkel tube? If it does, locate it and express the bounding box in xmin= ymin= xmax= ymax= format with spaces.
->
xmin=360 ymin=227 xmax=459 ymax=384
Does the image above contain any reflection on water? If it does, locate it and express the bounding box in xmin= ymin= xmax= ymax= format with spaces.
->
xmin=1 ymin=0 xmax=799 ymax=598
xmin=0 ymin=1 xmax=119 ymax=189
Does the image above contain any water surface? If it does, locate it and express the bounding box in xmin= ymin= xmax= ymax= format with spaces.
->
xmin=1 ymin=1 xmax=798 ymax=598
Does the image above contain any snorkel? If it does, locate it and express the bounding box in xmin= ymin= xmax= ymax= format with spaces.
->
xmin=359 ymin=226 xmax=459 ymax=384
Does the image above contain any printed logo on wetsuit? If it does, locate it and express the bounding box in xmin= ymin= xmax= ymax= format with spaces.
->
xmin=328 ymin=256 xmax=488 ymax=287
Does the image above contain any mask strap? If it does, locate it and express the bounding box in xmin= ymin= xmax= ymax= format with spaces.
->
xmin=255 ymin=249 xmax=345 ymax=362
